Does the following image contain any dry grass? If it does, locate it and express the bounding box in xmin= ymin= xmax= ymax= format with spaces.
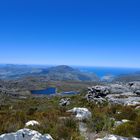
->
xmin=0 ymin=95 xmax=140 ymax=139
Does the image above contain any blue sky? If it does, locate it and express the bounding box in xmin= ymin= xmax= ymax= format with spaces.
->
xmin=0 ymin=0 xmax=140 ymax=67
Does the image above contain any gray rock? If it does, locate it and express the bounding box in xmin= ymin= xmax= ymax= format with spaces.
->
xmin=67 ymin=107 xmax=91 ymax=121
xmin=59 ymin=98 xmax=71 ymax=106
xmin=88 ymin=85 xmax=110 ymax=96
xmin=86 ymin=85 xmax=110 ymax=103
xmin=114 ymin=120 xmax=129 ymax=127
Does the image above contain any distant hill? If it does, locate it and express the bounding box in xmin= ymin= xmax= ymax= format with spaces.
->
xmin=38 ymin=65 xmax=99 ymax=81
xmin=0 ymin=65 xmax=99 ymax=81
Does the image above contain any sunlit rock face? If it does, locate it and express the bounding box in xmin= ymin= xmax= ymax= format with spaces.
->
xmin=0 ymin=128 xmax=53 ymax=140
xmin=67 ymin=107 xmax=91 ymax=121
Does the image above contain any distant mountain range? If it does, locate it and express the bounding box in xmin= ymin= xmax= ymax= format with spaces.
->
xmin=1 ymin=64 xmax=140 ymax=82
xmin=0 ymin=64 xmax=99 ymax=81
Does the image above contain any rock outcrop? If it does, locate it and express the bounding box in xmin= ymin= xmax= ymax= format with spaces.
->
xmin=86 ymin=82 xmax=140 ymax=106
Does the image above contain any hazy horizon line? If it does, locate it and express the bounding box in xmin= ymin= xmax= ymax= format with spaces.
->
xmin=0 ymin=63 xmax=140 ymax=69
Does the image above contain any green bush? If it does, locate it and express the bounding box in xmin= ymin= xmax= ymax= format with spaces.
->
xmin=115 ymin=106 xmax=137 ymax=121
xmin=113 ymin=122 xmax=135 ymax=137
xmin=114 ymin=115 xmax=140 ymax=138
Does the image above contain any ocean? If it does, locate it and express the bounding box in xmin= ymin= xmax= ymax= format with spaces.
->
xmin=76 ymin=66 xmax=140 ymax=78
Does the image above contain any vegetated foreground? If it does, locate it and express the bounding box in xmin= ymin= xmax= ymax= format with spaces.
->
xmin=0 ymin=81 xmax=140 ymax=140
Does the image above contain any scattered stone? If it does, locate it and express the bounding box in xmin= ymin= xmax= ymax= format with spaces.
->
xmin=135 ymin=106 xmax=140 ymax=110
xmin=114 ymin=121 xmax=124 ymax=127
xmin=67 ymin=107 xmax=91 ymax=121
xmin=96 ymin=135 xmax=139 ymax=140
xmin=117 ymin=112 xmax=121 ymax=114
xmin=114 ymin=120 xmax=129 ymax=127
xmin=25 ymin=120 xmax=40 ymax=127
xmin=59 ymin=98 xmax=71 ymax=106
xmin=122 ymin=119 xmax=129 ymax=123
